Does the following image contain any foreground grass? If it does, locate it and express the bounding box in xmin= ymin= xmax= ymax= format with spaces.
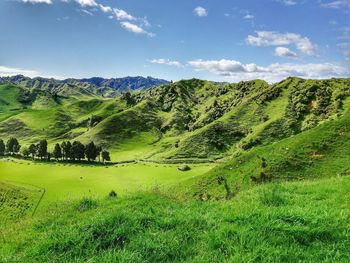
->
xmin=1 ymin=176 xmax=349 ymax=262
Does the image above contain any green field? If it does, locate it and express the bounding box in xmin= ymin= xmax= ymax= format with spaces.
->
xmin=0 ymin=159 xmax=213 ymax=211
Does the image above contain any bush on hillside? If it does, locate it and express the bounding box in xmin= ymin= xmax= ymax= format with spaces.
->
xmin=109 ymin=190 xmax=117 ymax=198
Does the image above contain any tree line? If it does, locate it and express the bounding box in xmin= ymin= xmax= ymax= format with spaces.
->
xmin=0 ymin=138 xmax=111 ymax=163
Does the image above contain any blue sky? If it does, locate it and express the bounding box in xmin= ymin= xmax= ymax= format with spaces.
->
xmin=0 ymin=0 xmax=349 ymax=82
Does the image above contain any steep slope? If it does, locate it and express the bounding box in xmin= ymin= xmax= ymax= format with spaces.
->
xmin=179 ymin=111 xmax=350 ymax=200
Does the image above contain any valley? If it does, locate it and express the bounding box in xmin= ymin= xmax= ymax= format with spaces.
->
xmin=0 ymin=76 xmax=350 ymax=262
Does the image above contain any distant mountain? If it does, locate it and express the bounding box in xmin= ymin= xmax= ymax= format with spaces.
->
xmin=77 ymin=76 xmax=169 ymax=91
xmin=0 ymin=75 xmax=169 ymax=98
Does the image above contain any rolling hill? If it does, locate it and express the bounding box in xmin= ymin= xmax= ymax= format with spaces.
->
xmin=0 ymin=77 xmax=349 ymax=161
xmin=1 ymin=76 xmax=350 ymax=262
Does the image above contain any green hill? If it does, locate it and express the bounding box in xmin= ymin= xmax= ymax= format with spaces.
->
xmin=1 ymin=77 xmax=350 ymax=262
xmin=1 ymin=77 xmax=349 ymax=160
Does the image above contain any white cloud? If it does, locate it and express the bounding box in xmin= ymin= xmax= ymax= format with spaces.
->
xmin=276 ymin=0 xmax=297 ymax=6
xmin=275 ymin=47 xmax=298 ymax=57
xmin=188 ymin=59 xmax=347 ymax=83
xmin=151 ymin=59 xmax=183 ymax=67
xmin=22 ymin=0 xmax=155 ymax=39
xmin=120 ymin=21 xmax=155 ymax=37
xmin=0 ymin=66 xmax=39 ymax=78
xmin=194 ymin=6 xmax=208 ymax=17
xmin=22 ymin=0 xmax=52 ymax=4
xmin=72 ymin=1 xmax=153 ymax=38
xmin=114 ymin=8 xmax=135 ymax=21
xmin=0 ymin=66 xmax=65 ymax=79
xmin=99 ymin=4 xmax=112 ymax=13
xmin=188 ymin=59 xmax=265 ymax=75
xmin=80 ymin=9 xmax=94 ymax=16
xmin=75 ymin=0 xmax=97 ymax=7
xmin=246 ymin=31 xmax=316 ymax=55
xmin=321 ymin=0 xmax=350 ymax=10
xmin=243 ymin=13 xmax=254 ymax=19
xmin=141 ymin=17 xmax=151 ymax=27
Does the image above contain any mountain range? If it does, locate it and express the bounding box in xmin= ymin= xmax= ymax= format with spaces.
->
xmin=0 ymin=75 xmax=169 ymax=98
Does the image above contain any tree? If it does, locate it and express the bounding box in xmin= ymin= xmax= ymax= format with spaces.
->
xmin=64 ymin=141 xmax=72 ymax=160
xmin=72 ymin=141 xmax=85 ymax=161
xmin=101 ymin=150 xmax=111 ymax=164
xmin=0 ymin=139 xmax=5 ymax=156
xmin=53 ymin=143 xmax=62 ymax=161
xmin=121 ymin=92 xmax=136 ymax=106
xmin=61 ymin=141 xmax=73 ymax=160
xmin=29 ymin=144 xmax=37 ymax=159
xmin=96 ymin=145 xmax=102 ymax=162
xmin=6 ymin=137 xmax=20 ymax=155
xmin=21 ymin=146 xmax=30 ymax=158
xmin=85 ymin=141 xmax=98 ymax=162
xmin=61 ymin=141 xmax=67 ymax=160
xmin=37 ymin=140 xmax=48 ymax=160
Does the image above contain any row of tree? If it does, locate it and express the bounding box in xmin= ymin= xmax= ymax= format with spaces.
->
xmin=0 ymin=138 xmax=111 ymax=163
xmin=0 ymin=137 xmax=21 ymax=156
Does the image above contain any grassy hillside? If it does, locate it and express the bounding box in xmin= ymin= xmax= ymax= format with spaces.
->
xmin=177 ymin=111 xmax=350 ymax=200
xmin=1 ymin=77 xmax=349 ymax=161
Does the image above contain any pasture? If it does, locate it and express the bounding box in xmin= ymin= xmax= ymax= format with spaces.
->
xmin=0 ymin=158 xmax=214 ymax=212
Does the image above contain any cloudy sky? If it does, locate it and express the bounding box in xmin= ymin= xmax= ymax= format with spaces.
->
xmin=0 ymin=0 xmax=349 ymax=82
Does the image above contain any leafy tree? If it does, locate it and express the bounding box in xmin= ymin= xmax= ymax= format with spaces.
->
xmin=53 ymin=143 xmax=62 ymax=161
xmin=61 ymin=141 xmax=72 ymax=160
xmin=6 ymin=137 xmax=20 ymax=155
xmin=37 ymin=140 xmax=48 ymax=160
xmin=96 ymin=145 xmax=102 ymax=162
xmin=101 ymin=150 xmax=111 ymax=164
xmin=72 ymin=141 xmax=85 ymax=161
xmin=21 ymin=146 xmax=30 ymax=158
xmin=0 ymin=139 xmax=5 ymax=156
xmin=29 ymin=144 xmax=37 ymax=159
xmin=66 ymin=141 xmax=72 ymax=160
xmin=60 ymin=141 xmax=67 ymax=160
xmin=87 ymin=115 xmax=103 ymax=129
xmin=121 ymin=92 xmax=136 ymax=106
xmin=14 ymin=142 xmax=21 ymax=154
xmin=85 ymin=141 xmax=98 ymax=162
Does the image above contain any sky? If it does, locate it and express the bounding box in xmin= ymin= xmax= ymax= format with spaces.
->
xmin=0 ymin=0 xmax=349 ymax=83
